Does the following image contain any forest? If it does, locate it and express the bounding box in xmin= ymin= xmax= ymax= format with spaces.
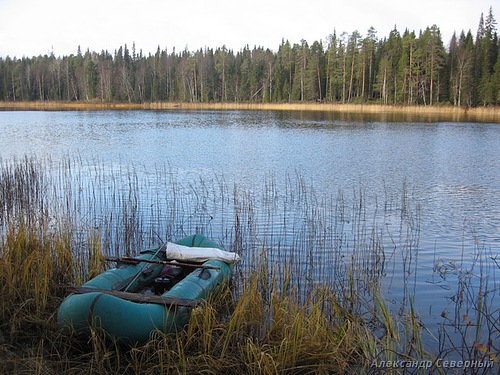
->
xmin=0 ymin=7 xmax=499 ymax=107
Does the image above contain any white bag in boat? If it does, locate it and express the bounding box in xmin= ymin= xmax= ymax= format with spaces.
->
xmin=165 ymin=242 xmax=240 ymax=264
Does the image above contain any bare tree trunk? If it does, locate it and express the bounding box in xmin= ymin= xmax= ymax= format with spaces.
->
xmin=342 ymin=52 xmax=347 ymax=103
xmin=361 ymin=52 xmax=366 ymax=101
xmin=382 ymin=67 xmax=387 ymax=104
xmin=409 ymin=40 xmax=413 ymax=104
xmin=268 ymin=61 xmax=273 ymax=102
xmin=430 ymin=48 xmax=435 ymax=106
xmin=10 ymin=70 xmax=16 ymax=100
xmin=348 ymin=53 xmax=355 ymax=101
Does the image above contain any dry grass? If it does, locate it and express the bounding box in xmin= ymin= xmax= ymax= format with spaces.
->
xmin=1 ymin=100 xmax=499 ymax=122
xmin=0 ymin=222 xmax=381 ymax=374
xmin=0 ymin=156 xmax=415 ymax=374
xmin=0 ymin=156 xmax=498 ymax=374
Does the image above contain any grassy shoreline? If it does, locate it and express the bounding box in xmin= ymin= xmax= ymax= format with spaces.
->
xmin=1 ymin=151 xmax=498 ymax=373
xmin=1 ymin=100 xmax=500 ymax=122
xmin=0 ymin=155 xmax=406 ymax=374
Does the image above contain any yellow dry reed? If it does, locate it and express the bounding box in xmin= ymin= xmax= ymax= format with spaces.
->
xmin=1 ymin=156 xmax=496 ymax=374
xmin=1 ymin=100 xmax=499 ymax=122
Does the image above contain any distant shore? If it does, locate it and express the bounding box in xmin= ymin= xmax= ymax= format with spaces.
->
xmin=1 ymin=101 xmax=499 ymax=122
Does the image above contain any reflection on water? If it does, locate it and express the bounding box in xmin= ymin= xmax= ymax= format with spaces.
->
xmin=0 ymin=110 xmax=499 ymax=360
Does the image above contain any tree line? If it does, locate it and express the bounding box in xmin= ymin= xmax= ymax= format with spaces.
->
xmin=1 ymin=8 xmax=499 ymax=107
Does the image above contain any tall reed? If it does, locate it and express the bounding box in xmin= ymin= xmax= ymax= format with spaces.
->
xmin=1 ymin=101 xmax=499 ymax=123
xmin=0 ymin=155 xmax=498 ymax=374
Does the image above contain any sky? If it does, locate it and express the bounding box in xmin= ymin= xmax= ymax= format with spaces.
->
xmin=0 ymin=0 xmax=497 ymax=58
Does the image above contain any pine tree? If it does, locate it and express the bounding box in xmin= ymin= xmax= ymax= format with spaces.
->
xmin=214 ymin=46 xmax=229 ymax=102
xmin=492 ymin=50 xmax=500 ymax=103
xmin=375 ymin=28 xmax=402 ymax=104
xmin=345 ymin=31 xmax=361 ymax=102
xmin=477 ymin=7 xmax=498 ymax=104
xmin=360 ymin=27 xmax=378 ymax=102
xmin=449 ymin=31 xmax=475 ymax=106
xmin=397 ymin=30 xmax=417 ymax=104
xmin=306 ymin=40 xmax=325 ymax=101
xmin=292 ymin=40 xmax=309 ymax=101
xmin=325 ymin=32 xmax=342 ymax=102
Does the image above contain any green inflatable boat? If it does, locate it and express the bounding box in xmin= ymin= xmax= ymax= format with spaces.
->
xmin=57 ymin=234 xmax=239 ymax=344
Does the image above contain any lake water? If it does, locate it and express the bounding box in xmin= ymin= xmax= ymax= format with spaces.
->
xmin=1 ymin=109 xmax=499 ymax=358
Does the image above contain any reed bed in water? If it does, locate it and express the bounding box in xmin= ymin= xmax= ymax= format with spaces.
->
xmin=0 ymin=156 xmax=498 ymax=374
xmin=1 ymin=101 xmax=499 ymax=122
